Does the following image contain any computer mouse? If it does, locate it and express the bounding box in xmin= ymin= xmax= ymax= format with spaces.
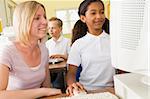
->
xmin=73 ymin=89 xmax=87 ymax=96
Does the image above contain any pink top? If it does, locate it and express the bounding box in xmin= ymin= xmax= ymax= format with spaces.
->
xmin=0 ymin=42 xmax=49 ymax=90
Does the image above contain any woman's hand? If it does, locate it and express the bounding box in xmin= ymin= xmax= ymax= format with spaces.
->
xmin=42 ymin=88 xmax=62 ymax=96
xmin=66 ymin=82 xmax=86 ymax=96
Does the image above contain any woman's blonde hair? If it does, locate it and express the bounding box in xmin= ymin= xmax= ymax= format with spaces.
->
xmin=13 ymin=1 xmax=46 ymax=45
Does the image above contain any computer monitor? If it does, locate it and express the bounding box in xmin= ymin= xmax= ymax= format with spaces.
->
xmin=110 ymin=0 xmax=150 ymax=85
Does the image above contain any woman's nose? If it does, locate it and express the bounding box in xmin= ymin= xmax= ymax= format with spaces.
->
xmin=42 ymin=17 xmax=48 ymax=25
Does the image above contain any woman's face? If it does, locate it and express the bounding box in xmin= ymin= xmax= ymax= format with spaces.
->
xmin=81 ymin=2 xmax=105 ymax=33
xmin=30 ymin=6 xmax=47 ymax=40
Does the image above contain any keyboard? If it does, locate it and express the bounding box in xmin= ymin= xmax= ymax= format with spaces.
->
xmin=49 ymin=58 xmax=64 ymax=64
xmin=56 ymin=92 xmax=119 ymax=99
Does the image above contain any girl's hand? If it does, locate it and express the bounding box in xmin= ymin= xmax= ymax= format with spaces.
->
xmin=66 ymin=82 xmax=86 ymax=96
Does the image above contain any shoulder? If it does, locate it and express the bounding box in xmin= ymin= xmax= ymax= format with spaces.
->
xmin=63 ymin=37 xmax=70 ymax=40
xmin=45 ymin=39 xmax=54 ymax=48
xmin=0 ymin=42 xmax=15 ymax=63
xmin=100 ymin=31 xmax=110 ymax=45
xmin=39 ymin=43 xmax=49 ymax=61
xmin=0 ymin=42 xmax=15 ymax=70
xmin=61 ymin=37 xmax=71 ymax=46
xmin=102 ymin=31 xmax=110 ymax=39
xmin=0 ymin=42 xmax=15 ymax=53
xmin=71 ymin=36 xmax=87 ymax=50
xmin=73 ymin=34 xmax=88 ymax=45
xmin=62 ymin=37 xmax=70 ymax=42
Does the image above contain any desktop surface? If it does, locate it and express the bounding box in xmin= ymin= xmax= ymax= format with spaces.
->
xmin=56 ymin=92 xmax=118 ymax=99
xmin=41 ymin=87 xmax=116 ymax=99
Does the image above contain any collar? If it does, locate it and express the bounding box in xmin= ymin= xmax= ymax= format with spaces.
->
xmin=52 ymin=35 xmax=63 ymax=43
xmin=86 ymin=31 xmax=108 ymax=39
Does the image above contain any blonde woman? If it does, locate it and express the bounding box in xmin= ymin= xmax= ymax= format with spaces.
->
xmin=0 ymin=1 xmax=61 ymax=99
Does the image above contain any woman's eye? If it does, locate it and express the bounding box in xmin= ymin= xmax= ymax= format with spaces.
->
xmin=91 ymin=12 xmax=96 ymax=15
xmin=34 ymin=17 xmax=40 ymax=20
xmin=44 ymin=15 xmax=46 ymax=19
xmin=101 ymin=11 xmax=104 ymax=14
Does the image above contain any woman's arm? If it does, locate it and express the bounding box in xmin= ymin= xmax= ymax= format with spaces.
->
xmin=0 ymin=64 xmax=61 ymax=99
xmin=0 ymin=88 xmax=61 ymax=99
xmin=41 ymin=64 xmax=51 ymax=88
xmin=0 ymin=64 xmax=9 ymax=91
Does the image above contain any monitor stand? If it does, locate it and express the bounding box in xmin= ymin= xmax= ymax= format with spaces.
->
xmin=114 ymin=73 xmax=149 ymax=99
xmin=141 ymin=75 xmax=150 ymax=86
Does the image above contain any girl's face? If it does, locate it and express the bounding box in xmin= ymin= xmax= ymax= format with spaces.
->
xmin=30 ymin=6 xmax=47 ymax=40
xmin=81 ymin=2 xmax=105 ymax=34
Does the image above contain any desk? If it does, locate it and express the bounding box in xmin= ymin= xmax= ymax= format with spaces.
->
xmin=41 ymin=87 xmax=115 ymax=99
xmin=49 ymin=61 xmax=67 ymax=70
xmin=49 ymin=61 xmax=67 ymax=93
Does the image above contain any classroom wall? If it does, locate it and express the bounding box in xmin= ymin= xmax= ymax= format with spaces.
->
xmin=43 ymin=0 xmax=82 ymax=19
xmin=12 ymin=0 xmax=109 ymax=19
xmin=43 ymin=0 xmax=110 ymax=19
xmin=12 ymin=0 xmax=83 ymax=20
xmin=0 ymin=0 xmax=7 ymax=28
xmin=1 ymin=0 xmax=110 ymax=29
xmin=0 ymin=0 xmax=16 ymax=28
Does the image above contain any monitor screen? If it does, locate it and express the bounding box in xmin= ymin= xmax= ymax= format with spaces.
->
xmin=110 ymin=0 xmax=150 ymax=77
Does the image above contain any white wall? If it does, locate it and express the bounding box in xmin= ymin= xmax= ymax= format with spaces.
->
xmin=0 ymin=0 xmax=8 ymax=27
xmin=0 ymin=0 xmax=16 ymax=28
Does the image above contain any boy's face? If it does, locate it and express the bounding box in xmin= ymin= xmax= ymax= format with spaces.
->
xmin=48 ymin=20 xmax=62 ymax=38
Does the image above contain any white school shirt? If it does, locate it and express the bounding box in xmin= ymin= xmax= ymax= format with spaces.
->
xmin=67 ymin=31 xmax=115 ymax=90
xmin=0 ymin=42 xmax=49 ymax=90
xmin=46 ymin=36 xmax=70 ymax=56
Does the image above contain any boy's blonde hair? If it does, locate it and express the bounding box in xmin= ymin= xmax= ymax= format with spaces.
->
xmin=49 ymin=17 xmax=63 ymax=28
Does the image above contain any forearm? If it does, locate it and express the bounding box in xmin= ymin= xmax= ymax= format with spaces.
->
xmin=66 ymin=72 xmax=85 ymax=96
xmin=67 ymin=65 xmax=78 ymax=86
xmin=0 ymin=88 xmax=47 ymax=99
xmin=67 ymin=71 xmax=76 ymax=86
xmin=42 ymin=64 xmax=51 ymax=88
